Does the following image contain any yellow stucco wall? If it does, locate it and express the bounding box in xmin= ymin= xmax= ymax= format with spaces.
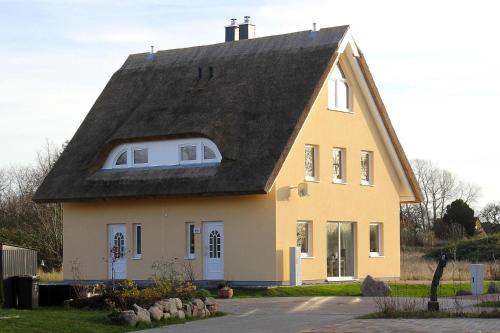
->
xmin=63 ymin=191 xmax=276 ymax=282
xmin=62 ymin=52 xmax=406 ymax=284
xmin=274 ymin=54 xmax=402 ymax=282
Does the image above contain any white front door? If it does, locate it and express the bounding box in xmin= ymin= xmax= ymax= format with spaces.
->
xmin=203 ymin=222 xmax=224 ymax=280
xmin=108 ymin=224 xmax=127 ymax=280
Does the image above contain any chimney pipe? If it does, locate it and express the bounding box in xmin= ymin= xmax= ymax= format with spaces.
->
xmin=312 ymin=23 xmax=317 ymax=31
xmin=239 ymin=16 xmax=256 ymax=40
xmin=225 ymin=18 xmax=239 ymax=42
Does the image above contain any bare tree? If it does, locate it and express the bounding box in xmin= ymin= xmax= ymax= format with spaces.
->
xmin=481 ymin=203 xmax=500 ymax=224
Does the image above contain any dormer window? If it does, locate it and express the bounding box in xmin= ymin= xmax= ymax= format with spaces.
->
xmin=328 ymin=65 xmax=350 ymax=112
xmin=104 ymin=138 xmax=222 ymax=170
xmin=203 ymin=145 xmax=216 ymax=161
xmin=133 ymin=148 xmax=148 ymax=165
xmin=180 ymin=145 xmax=198 ymax=163
xmin=115 ymin=151 xmax=128 ymax=166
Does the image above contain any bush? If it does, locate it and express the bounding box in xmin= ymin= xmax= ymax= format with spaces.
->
xmin=195 ymin=289 xmax=212 ymax=300
xmin=424 ymin=233 xmax=500 ymax=262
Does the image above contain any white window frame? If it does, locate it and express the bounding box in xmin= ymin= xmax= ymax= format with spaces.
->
xmin=296 ymin=221 xmax=313 ymax=258
xmin=332 ymin=147 xmax=346 ymax=184
xmin=360 ymin=151 xmax=373 ymax=186
xmin=328 ymin=65 xmax=351 ymax=112
xmin=304 ymin=145 xmax=319 ymax=182
xmin=202 ymin=144 xmax=218 ymax=162
xmin=369 ymin=223 xmax=383 ymax=257
xmin=132 ymin=147 xmax=149 ymax=166
xmin=185 ymin=222 xmax=195 ymax=259
xmin=133 ymin=223 xmax=142 ymax=259
xmin=113 ymin=149 xmax=130 ymax=168
xmin=179 ymin=144 xmax=200 ymax=165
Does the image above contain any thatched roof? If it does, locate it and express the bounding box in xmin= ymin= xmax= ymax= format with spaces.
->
xmin=33 ymin=26 xmax=351 ymax=202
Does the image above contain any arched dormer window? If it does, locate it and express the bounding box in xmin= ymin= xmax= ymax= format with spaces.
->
xmin=328 ymin=65 xmax=350 ymax=112
xmin=103 ymin=138 xmax=222 ymax=170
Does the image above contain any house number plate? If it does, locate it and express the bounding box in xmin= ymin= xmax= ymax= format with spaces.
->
xmin=193 ymin=227 xmax=201 ymax=234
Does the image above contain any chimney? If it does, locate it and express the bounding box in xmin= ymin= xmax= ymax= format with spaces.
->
xmin=239 ymin=16 xmax=256 ymax=40
xmin=225 ymin=18 xmax=239 ymax=42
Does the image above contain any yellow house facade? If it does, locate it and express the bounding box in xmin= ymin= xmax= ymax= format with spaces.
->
xmin=35 ymin=23 xmax=421 ymax=285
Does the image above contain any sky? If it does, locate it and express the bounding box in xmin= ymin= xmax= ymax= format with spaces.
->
xmin=0 ymin=0 xmax=499 ymax=208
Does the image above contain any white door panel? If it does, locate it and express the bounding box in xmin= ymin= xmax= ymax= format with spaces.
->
xmin=203 ymin=222 xmax=224 ymax=280
xmin=108 ymin=224 xmax=127 ymax=280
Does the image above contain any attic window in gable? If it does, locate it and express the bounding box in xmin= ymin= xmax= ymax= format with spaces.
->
xmin=133 ymin=148 xmax=148 ymax=164
xmin=180 ymin=145 xmax=198 ymax=163
xmin=203 ymin=145 xmax=216 ymax=160
xmin=328 ymin=65 xmax=351 ymax=112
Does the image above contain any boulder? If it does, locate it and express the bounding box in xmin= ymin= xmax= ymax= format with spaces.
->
xmin=488 ymin=282 xmax=500 ymax=294
xmin=156 ymin=300 xmax=169 ymax=312
xmin=183 ymin=303 xmax=192 ymax=318
xmin=361 ymin=275 xmax=391 ymax=297
xmin=177 ymin=310 xmax=185 ymax=320
xmin=163 ymin=312 xmax=171 ymax=320
xmin=148 ymin=306 xmax=163 ymax=321
xmin=192 ymin=305 xmax=199 ymax=317
xmin=168 ymin=299 xmax=178 ymax=315
xmin=118 ymin=310 xmax=138 ymax=326
xmin=133 ymin=304 xmax=151 ymax=323
xmin=193 ymin=298 xmax=205 ymax=309
xmin=174 ymin=298 xmax=183 ymax=310
xmin=204 ymin=297 xmax=216 ymax=306
xmin=207 ymin=304 xmax=218 ymax=315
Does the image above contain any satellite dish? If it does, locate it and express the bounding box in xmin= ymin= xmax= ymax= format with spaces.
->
xmin=298 ymin=183 xmax=309 ymax=197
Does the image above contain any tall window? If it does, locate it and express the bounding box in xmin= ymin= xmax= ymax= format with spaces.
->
xmin=296 ymin=221 xmax=312 ymax=257
xmin=305 ymin=145 xmax=318 ymax=181
xmin=332 ymin=148 xmax=346 ymax=183
xmin=369 ymin=223 xmax=382 ymax=256
xmin=360 ymin=151 xmax=373 ymax=185
xmin=186 ymin=223 xmax=195 ymax=259
xmin=133 ymin=224 xmax=142 ymax=259
xmin=133 ymin=148 xmax=148 ymax=165
xmin=328 ymin=65 xmax=350 ymax=111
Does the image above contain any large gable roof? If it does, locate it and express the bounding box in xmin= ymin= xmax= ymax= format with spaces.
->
xmin=34 ymin=26 xmax=351 ymax=202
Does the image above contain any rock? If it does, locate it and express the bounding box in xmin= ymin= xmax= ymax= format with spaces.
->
xmin=456 ymin=289 xmax=472 ymax=296
xmin=192 ymin=305 xmax=199 ymax=317
xmin=361 ymin=275 xmax=391 ymax=297
xmin=133 ymin=304 xmax=151 ymax=323
xmin=183 ymin=303 xmax=192 ymax=318
xmin=168 ymin=299 xmax=178 ymax=315
xmin=488 ymin=282 xmax=500 ymax=294
xmin=207 ymin=304 xmax=218 ymax=315
xmin=148 ymin=306 xmax=163 ymax=321
xmin=156 ymin=300 xmax=169 ymax=312
xmin=174 ymin=298 xmax=183 ymax=310
xmin=118 ymin=310 xmax=138 ymax=326
xmin=177 ymin=310 xmax=185 ymax=319
xmin=163 ymin=312 xmax=171 ymax=320
xmin=192 ymin=298 xmax=205 ymax=309
xmin=63 ymin=299 xmax=73 ymax=308
xmin=204 ymin=297 xmax=216 ymax=306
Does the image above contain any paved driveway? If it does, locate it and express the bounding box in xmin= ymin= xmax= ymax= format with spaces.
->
xmin=138 ymin=296 xmax=377 ymax=333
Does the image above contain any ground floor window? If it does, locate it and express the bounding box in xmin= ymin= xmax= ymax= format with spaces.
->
xmin=369 ymin=223 xmax=382 ymax=256
xmin=327 ymin=222 xmax=355 ymax=279
xmin=186 ymin=223 xmax=195 ymax=259
xmin=296 ymin=221 xmax=312 ymax=257
xmin=133 ymin=224 xmax=142 ymax=259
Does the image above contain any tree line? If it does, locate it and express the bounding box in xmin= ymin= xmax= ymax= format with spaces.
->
xmin=0 ymin=143 xmax=63 ymax=270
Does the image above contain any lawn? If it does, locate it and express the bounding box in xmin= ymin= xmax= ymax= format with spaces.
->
xmin=223 ymin=281 xmax=490 ymax=298
xmin=0 ymin=307 xmax=223 ymax=333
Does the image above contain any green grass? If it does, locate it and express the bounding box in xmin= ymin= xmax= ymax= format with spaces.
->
xmin=0 ymin=307 xmax=224 ymax=333
xmin=477 ymin=301 xmax=500 ymax=308
xmin=222 ymin=281 xmax=490 ymax=298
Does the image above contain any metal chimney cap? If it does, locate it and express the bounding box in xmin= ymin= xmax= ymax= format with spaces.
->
xmin=312 ymin=23 xmax=317 ymax=31
xmin=244 ymin=15 xmax=251 ymax=23
xmin=230 ymin=18 xmax=237 ymax=26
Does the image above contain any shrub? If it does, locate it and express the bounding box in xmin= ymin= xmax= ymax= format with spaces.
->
xmin=195 ymin=289 xmax=212 ymax=299
xmin=424 ymin=233 xmax=500 ymax=262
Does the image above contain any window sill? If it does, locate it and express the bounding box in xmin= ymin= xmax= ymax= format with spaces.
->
xmin=332 ymin=181 xmax=347 ymax=185
xmin=184 ymin=256 xmax=196 ymax=260
xmin=327 ymin=107 xmax=353 ymax=114
xmin=132 ymin=256 xmax=142 ymax=260
xmin=304 ymin=179 xmax=320 ymax=183
xmin=360 ymin=183 xmax=375 ymax=187
xmin=301 ymin=256 xmax=315 ymax=259
xmin=369 ymin=254 xmax=384 ymax=258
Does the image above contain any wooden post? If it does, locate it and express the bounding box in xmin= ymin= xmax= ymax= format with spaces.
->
xmin=428 ymin=254 xmax=447 ymax=311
